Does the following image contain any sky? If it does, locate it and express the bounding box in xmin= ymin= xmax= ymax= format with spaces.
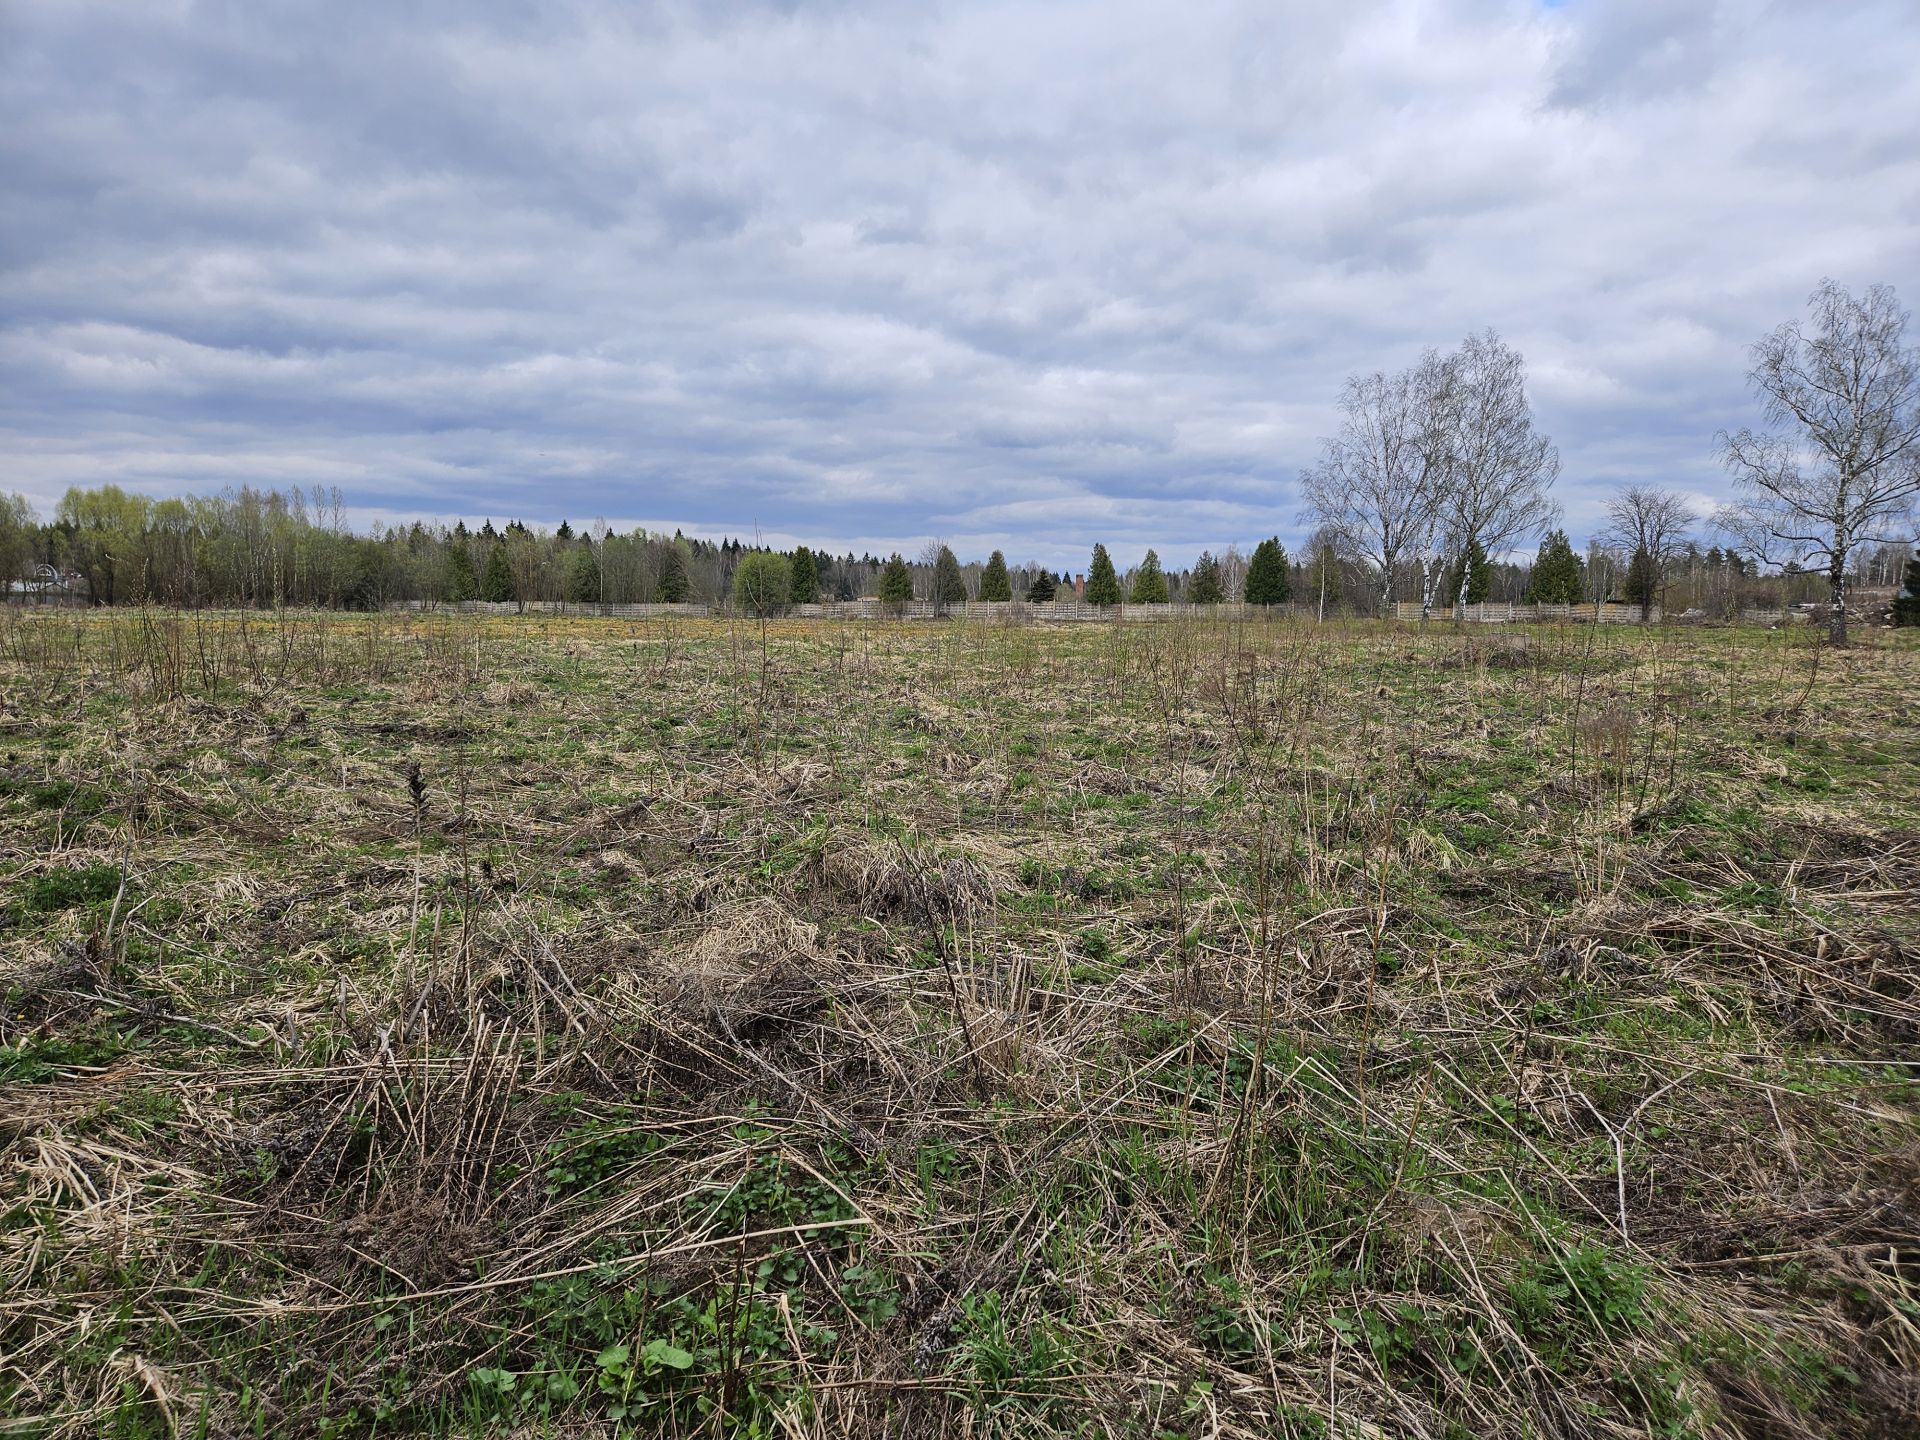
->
xmin=3 ymin=0 xmax=1918 ymax=567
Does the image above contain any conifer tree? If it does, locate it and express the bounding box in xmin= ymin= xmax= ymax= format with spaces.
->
xmin=1187 ymin=551 xmax=1224 ymax=605
xmin=878 ymin=553 xmax=914 ymax=607
xmin=480 ymin=541 xmax=515 ymax=603
xmin=1444 ymin=536 xmax=1493 ymax=606
xmin=563 ymin=542 xmax=600 ymax=603
xmin=932 ymin=545 xmax=967 ymax=607
xmin=790 ymin=545 xmax=818 ymax=604
xmin=1625 ymin=544 xmax=1659 ymax=619
xmin=1526 ymin=529 xmax=1583 ymax=604
xmin=1892 ymin=548 xmax=1920 ymax=626
xmin=444 ymin=542 xmax=478 ymax=602
xmin=1244 ymin=537 xmax=1290 ymax=606
xmin=978 ymin=550 xmax=1013 ymax=602
xmin=1026 ymin=568 xmax=1057 ymax=602
xmin=1086 ymin=544 xmax=1122 ymax=606
xmin=1129 ymin=548 xmax=1169 ymax=604
xmin=657 ymin=545 xmax=689 ymax=602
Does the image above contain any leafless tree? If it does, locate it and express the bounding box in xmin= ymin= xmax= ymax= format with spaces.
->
xmin=1299 ymin=359 xmax=1448 ymax=615
xmin=1427 ymin=330 xmax=1560 ymax=612
xmin=1601 ymin=485 xmax=1696 ymax=618
xmin=1717 ymin=280 xmax=1920 ymax=644
xmin=1304 ymin=332 xmax=1557 ymax=617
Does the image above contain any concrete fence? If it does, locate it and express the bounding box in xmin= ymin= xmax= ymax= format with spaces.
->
xmin=1392 ymin=601 xmax=1661 ymax=624
xmin=392 ymin=598 xmax=1326 ymax=622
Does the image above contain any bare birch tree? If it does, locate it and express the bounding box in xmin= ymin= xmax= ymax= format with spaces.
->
xmin=1428 ymin=330 xmax=1560 ymax=614
xmin=1304 ymin=331 xmax=1557 ymax=618
xmin=1717 ymin=280 xmax=1920 ymax=644
xmin=1300 ymin=361 xmax=1447 ymax=616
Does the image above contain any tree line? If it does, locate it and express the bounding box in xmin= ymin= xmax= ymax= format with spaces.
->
xmin=5 ymin=282 xmax=1915 ymax=640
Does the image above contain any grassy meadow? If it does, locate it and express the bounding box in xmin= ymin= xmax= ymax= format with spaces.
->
xmin=2 ymin=609 xmax=1917 ymax=1439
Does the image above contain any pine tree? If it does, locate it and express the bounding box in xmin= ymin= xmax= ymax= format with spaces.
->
xmin=1188 ymin=551 xmax=1224 ymax=605
xmin=978 ymin=550 xmax=1013 ymax=602
xmin=1625 ymin=544 xmax=1659 ymax=619
xmin=1086 ymin=544 xmax=1122 ymax=606
xmin=1526 ymin=529 xmax=1583 ymax=604
xmin=790 ymin=545 xmax=818 ymax=604
xmin=1245 ymin=537 xmax=1290 ymax=606
xmin=932 ymin=545 xmax=967 ymax=607
xmin=1893 ymin=548 xmax=1920 ymax=626
xmin=562 ymin=542 xmax=600 ymax=603
xmin=480 ymin=541 xmax=514 ymax=603
xmin=1026 ymin=568 xmax=1057 ymax=602
xmin=1129 ymin=548 xmax=1169 ymax=604
xmin=555 ymin=519 xmax=573 ymax=541
xmin=1445 ymin=537 xmax=1493 ymax=606
xmin=444 ymin=542 xmax=478 ymax=602
xmin=657 ymin=545 xmax=689 ymax=602
xmin=878 ymin=553 xmax=914 ymax=606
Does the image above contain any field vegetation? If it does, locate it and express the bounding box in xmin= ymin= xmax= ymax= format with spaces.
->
xmin=2 ymin=609 xmax=1916 ymax=1439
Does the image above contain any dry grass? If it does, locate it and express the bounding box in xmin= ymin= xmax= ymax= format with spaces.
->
xmin=0 ymin=607 xmax=1916 ymax=1439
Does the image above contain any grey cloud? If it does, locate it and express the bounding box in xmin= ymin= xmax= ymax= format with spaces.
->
xmin=2 ymin=0 xmax=1918 ymax=565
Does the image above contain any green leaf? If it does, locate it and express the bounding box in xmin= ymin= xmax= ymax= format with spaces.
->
xmin=595 ymin=1343 xmax=630 ymax=1370
xmin=644 ymin=1338 xmax=694 ymax=1370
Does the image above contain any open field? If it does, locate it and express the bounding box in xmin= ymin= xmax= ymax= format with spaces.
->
xmin=2 ymin=611 xmax=1917 ymax=1439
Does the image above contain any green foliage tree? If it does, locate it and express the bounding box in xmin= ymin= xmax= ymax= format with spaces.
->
xmin=1086 ymin=544 xmax=1122 ymax=607
xmin=1129 ymin=548 xmax=1169 ymax=604
xmin=0 ymin=493 xmax=36 ymax=591
xmin=790 ymin=545 xmax=818 ymax=604
xmin=1892 ymin=548 xmax=1920 ymax=626
xmin=878 ymin=553 xmax=914 ymax=610
xmin=657 ymin=545 xmax=690 ymax=603
xmin=1026 ymin=567 xmax=1057 ymax=602
xmin=732 ymin=550 xmax=792 ymax=617
xmin=1624 ymin=544 xmax=1659 ymax=619
xmin=1187 ymin=551 xmax=1224 ymax=605
xmin=563 ymin=543 xmax=601 ymax=604
xmin=977 ymin=550 xmax=1012 ymax=602
xmin=444 ymin=541 xmax=478 ymax=602
xmin=932 ymin=544 xmax=967 ymax=608
xmin=1526 ymin=529 xmax=1583 ymax=604
xmin=480 ymin=541 xmax=515 ymax=603
xmin=1244 ymin=537 xmax=1291 ymax=606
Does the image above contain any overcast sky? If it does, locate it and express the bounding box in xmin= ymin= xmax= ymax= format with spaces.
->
xmin=4 ymin=0 xmax=1917 ymax=566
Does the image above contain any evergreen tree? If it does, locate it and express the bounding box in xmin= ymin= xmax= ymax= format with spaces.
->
xmin=978 ymin=550 xmax=1013 ymax=602
xmin=1245 ymin=537 xmax=1290 ymax=606
xmin=1188 ymin=551 xmax=1224 ymax=605
xmin=1445 ymin=536 xmax=1493 ymax=606
xmin=562 ymin=543 xmax=600 ymax=603
xmin=657 ymin=545 xmax=689 ymax=602
xmin=878 ymin=553 xmax=914 ymax=607
xmin=1086 ymin=544 xmax=1123 ymax=606
xmin=731 ymin=550 xmax=791 ymax=617
xmin=555 ymin=519 xmax=573 ymax=541
xmin=932 ymin=544 xmax=967 ymax=607
xmin=1893 ymin=548 xmax=1920 ymax=626
xmin=444 ymin=542 xmax=478 ymax=602
xmin=1129 ymin=548 xmax=1169 ymax=604
xmin=1625 ymin=544 xmax=1659 ymax=619
xmin=790 ymin=545 xmax=818 ymax=604
xmin=1026 ymin=567 xmax=1057 ymax=602
xmin=480 ymin=541 xmax=515 ymax=602
xmin=1526 ymin=529 xmax=1583 ymax=604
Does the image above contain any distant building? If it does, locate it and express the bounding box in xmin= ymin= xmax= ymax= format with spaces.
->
xmin=6 ymin=566 xmax=87 ymax=604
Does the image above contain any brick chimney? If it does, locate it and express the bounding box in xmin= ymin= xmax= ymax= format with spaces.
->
xmin=1073 ymin=573 xmax=1085 ymax=600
